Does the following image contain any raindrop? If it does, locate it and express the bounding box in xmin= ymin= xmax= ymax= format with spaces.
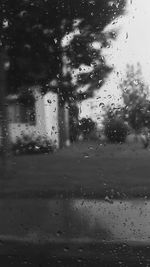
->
xmin=99 ymin=102 xmax=104 ymax=107
xmin=89 ymin=0 xmax=95 ymax=5
xmin=84 ymin=153 xmax=89 ymax=159
xmin=4 ymin=61 xmax=10 ymax=71
xmin=56 ymin=230 xmax=63 ymax=236
xmin=2 ymin=19 xmax=9 ymax=28
xmin=104 ymin=196 xmax=113 ymax=204
xmin=18 ymin=10 xmax=27 ymax=17
xmin=64 ymin=247 xmax=69 ymax=252
xmin=133 ymin=80 xmax=138 ymax=85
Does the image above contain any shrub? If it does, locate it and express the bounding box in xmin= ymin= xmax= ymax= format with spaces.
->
xmin=104 ymin=119 xmax=128 ymax=143
xmin=12 ymin=134 xmax=55 ymax=155
xmin=78 ymin=118 xmax=96 ymax=140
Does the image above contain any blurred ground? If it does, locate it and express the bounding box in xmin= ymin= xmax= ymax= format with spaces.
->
xmin=0 ymin=141 xmax=150 ymax=198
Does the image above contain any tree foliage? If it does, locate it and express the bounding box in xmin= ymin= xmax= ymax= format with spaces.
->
xmin=104 ymin=118 xmax=128 ymax=143
xmin=78 ymin=117 xmax=96 ymax=139
xmin=0 ymin=0 xmax=126 ymax=102
xmin=120 ymin=64 xmax=150 ymax=132
xmin=103 ymin=103 xmax=128 ymax=143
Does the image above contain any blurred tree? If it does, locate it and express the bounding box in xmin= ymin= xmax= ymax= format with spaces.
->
xmin=78 ymin=117 xmax=96 ymax=139
xmin=0 ymin=0 xmax=127 ymax=148
xmin=0 ymin=0 xmax=126 ymax=100
xmin=120 ymin=64 xmax=150 ymax=132
xmin=102 ymin=103 xmax=128 ymax=143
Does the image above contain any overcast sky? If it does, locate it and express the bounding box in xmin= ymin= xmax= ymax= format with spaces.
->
xmin=80 ymin=0 xmax=150 ymax=124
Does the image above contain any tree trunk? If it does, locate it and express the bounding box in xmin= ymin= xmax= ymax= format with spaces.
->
xmin=58 ymin=96 xmax=64 ymax=149
xmin=58 ymin=97 xmax=70 ymax=149
xmin=64 ymin=102 xmax=70 ymax=147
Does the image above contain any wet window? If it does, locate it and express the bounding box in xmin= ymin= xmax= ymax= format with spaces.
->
xmin=1 ymin=0 xmax=150 ymax=266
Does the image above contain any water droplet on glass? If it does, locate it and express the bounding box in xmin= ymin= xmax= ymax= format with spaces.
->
xmin=64 ymin=247 xmax=69 ymax=252
xmin=104 ymin=196 xmax=113 ymax=204
xmin=56 ymin=230 xmax=63 ymax=236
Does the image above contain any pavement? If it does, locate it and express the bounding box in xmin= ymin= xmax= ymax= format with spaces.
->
xmin=1 ymin=142 xmax=150 ymax=265
xmin=0 ymin=198 xmax=150 ymax=245
xmin=0 ymin=198 xmax=150 ymax=266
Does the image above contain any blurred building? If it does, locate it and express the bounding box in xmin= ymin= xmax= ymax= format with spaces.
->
xmin=4 ymin=86 xmax=60 ymax=148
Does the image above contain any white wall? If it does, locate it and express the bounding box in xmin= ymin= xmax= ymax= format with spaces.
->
xmin=34 ymin=89 xmax=47 ymax=137
xmin=43 ymin=92 xmax=59 ymax=148
xmin=0 ymin=88 xmax=59 ymax=148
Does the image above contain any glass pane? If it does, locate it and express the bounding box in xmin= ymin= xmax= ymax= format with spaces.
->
xmin=1 ymin=0 xmax=150 ymax=265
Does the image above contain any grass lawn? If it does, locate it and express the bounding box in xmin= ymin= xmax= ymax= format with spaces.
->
xmin=0 ymin=141 xmax=150 ymax=199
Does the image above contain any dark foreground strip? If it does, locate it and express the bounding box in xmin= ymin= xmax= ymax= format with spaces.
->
xmin=0 ymin=241 xmax=150 ymax=266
